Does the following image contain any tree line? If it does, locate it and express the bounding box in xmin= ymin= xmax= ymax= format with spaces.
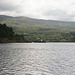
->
xmin=0 ymin=23 xmax=29 ymax=43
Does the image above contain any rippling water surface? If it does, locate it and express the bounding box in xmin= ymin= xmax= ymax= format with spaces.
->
xmin=0 ymin=43 xmax=75 ymax=75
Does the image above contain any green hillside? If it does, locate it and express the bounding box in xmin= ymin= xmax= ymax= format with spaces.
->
xmin=0 ymin=15 xmax=75 ymax=42
xmin=0 ymin=15 xmax=75 ymax=33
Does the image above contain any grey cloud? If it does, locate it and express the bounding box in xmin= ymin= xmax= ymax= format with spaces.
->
xmin=0 ymin=0 xmax=75 ymax=21
xmin=44 ymin=9 xmax=75 ymax=21
xmin=0 ymin=0 xmax=20 ymax=11
xmin=0 ymin=5 xmax=17 ymax=11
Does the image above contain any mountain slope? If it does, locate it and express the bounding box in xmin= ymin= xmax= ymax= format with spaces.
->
xmin=0 ymin=15 xmax=13 ymax=21
xmin=0 ymin=15 xmax=75 ymax=42
xmin=0 ymin=15 xmax=75 ymax=33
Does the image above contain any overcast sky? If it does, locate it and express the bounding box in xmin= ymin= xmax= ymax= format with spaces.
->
xmin=0 ymin=0 xmax=75 ymax=21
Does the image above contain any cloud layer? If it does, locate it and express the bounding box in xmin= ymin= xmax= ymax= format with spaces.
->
xmin=0 ymin=0 xmax=75 ymax=21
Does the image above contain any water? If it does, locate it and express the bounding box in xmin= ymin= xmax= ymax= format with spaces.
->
xmin=0 ymin=43 xmax=75 ymax=75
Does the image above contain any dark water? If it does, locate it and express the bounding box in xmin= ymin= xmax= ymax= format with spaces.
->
xmin=0 ymin=43 xmax=75 ymax=75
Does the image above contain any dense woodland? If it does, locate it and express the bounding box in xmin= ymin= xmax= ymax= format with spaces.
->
xmin=0 ymin=23 xmax=75 ymax=43
xmin=0 ymin=23 xmax=29 ymax=43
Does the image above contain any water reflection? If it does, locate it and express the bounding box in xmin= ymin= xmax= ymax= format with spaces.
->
xmin=0 ymin=43 xmax=75 ymax=75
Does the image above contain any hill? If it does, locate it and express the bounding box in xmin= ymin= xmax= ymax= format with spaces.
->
xmin=0 ymin=15 xmax=13 ymax=21
xmin=0 ymin=15 xmax=75 ymax=42
xmin=0 ymin=15 xmax=75 ymax=32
